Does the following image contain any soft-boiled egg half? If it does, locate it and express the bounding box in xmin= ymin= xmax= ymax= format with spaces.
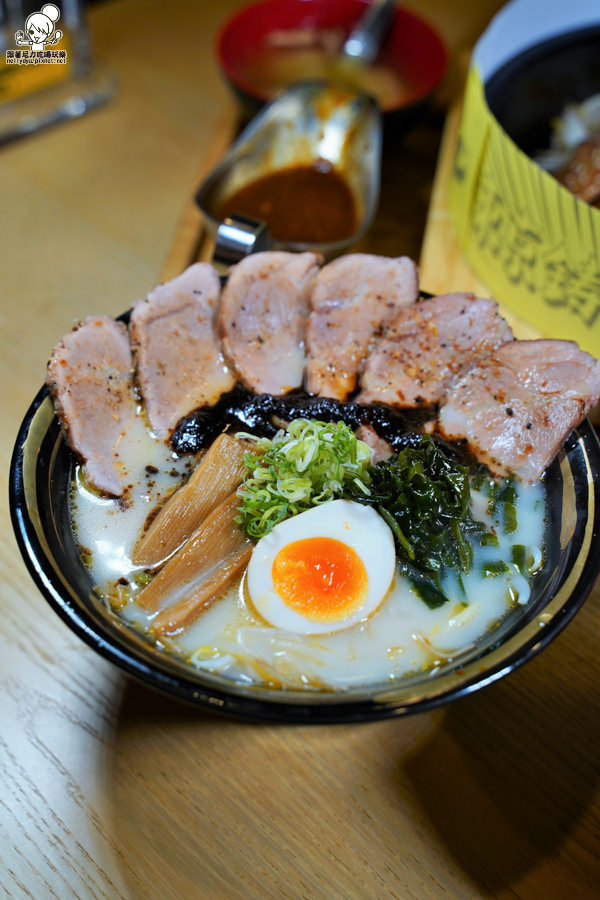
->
xmin=246 ymin=499 xmax=395 ymax=635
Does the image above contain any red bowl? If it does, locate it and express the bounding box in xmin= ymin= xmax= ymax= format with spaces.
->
xmin=217 ymin=0 xmax=447 ymax=118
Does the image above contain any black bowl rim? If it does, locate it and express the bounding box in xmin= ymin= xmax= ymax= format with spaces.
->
xmin=484 ymin=23 xmax=600 ymax=153
xmin=485 ymin=23 xmax=600 ymax=105
xmin=10 ymin=379 xmax=600 ymax=724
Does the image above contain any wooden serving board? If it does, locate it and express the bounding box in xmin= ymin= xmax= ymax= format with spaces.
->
xmin=159 ymin=101 xmax=239 ymax=282
xmin=160 ymin=100 xmax=459 ymax=285
xmin=161 ymin=91 xmax=536 ymax=336
xmin=160 ymin=91 xmax=600 ymax=433
xmin=162 ymin=82 xmax=600 ymax=411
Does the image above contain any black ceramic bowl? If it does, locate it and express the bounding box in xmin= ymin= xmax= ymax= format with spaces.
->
xmin=485 ymin=24 xmax=600 ymax=157
xmin=10 ymin=375 xmax=600 ymax=723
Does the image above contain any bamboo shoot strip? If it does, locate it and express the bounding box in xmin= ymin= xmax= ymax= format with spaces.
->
xmin=133 ymin=433 xmax=250 ymax=567
xmin=137 ymin=491 xmax=253 ymax=618
xmin=151 ymin=544 xmax=252 ymax=638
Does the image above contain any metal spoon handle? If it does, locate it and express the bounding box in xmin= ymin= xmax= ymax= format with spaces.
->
xmin=342 ymin=0 xmax=397 ymax=64
xmin=213 ymin=214 xmax=270 ymax=274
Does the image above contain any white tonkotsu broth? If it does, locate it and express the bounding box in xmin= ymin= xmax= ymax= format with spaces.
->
xmin=73 ymin=423 xmax=545 ymax=692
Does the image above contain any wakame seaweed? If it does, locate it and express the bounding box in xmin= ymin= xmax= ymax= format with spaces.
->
xmin=345 ymin=436 xmax=494 ymax=609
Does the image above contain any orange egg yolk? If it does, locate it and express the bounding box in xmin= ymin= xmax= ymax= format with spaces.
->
xmin=272 ymin=536 xmax=369 ymax=623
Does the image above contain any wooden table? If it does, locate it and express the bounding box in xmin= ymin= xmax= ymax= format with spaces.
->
xmin=2 ymin=2 xmax=599 ymax=898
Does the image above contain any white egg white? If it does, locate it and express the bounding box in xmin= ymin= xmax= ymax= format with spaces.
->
xmin=246 ymin=499 xmax=396 ymax=635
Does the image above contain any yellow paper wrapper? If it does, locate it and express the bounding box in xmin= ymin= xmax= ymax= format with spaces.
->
xmin=450 ymin=65 xmax=600 ymax=357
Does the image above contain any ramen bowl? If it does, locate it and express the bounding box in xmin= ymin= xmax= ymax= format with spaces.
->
xmin=10 ymin=371 xmax=600 ymax=723
xmin=216 ymin=0 xmax=447 ymax=125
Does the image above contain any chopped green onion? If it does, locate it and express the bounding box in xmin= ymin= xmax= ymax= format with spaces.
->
xmin=501 ymin=478 xmax=519 ymax=534
xmin=482 ymin=560 xmax=510 ymax=577
xmin=236 ymin=419 xmax=372 ymax=539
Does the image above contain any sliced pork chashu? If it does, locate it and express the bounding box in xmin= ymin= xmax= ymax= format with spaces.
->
xmin=358 ymin=293 xmax=513 ymax=407
xmin=355 ymin=424 xmax=394 ymax=463
xmin=305 ymin=253 xmax=419 ymax=401
xmin=46 ymin=315 xmax=137 ymax=496
xmin=130 ymin=263 xmax=235 ymax=440
xmin=219 ymin=251 xmax=322 ymax=395
xmin=438 ymin=339 xmax=600 ymax=482
xmin=556 ymin=128 xmax=600 ymax=205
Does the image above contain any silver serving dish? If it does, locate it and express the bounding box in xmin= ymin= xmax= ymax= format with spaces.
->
xmin=196 ymin=80 xmax=382 ymax=257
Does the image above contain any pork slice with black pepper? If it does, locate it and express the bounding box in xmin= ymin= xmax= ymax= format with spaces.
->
xmin=438 ymin=339 xmax=600 ymax=482
xmin=130 ymin=263 xmax=235 ymax=440
xmin=358 ymin=293 xmax=513 ymax=407
xmin=219 ymin=250 xmax=322 ymax=395
xmin=46 ymin=315 xmax=137 ymax=496
xmin=556 ymin=128 xmax=600 ymax=205
xmin=355 ymin=424 xmax=394 ymax=463
xmin=305 ymin=253 xmax=419 ymax=401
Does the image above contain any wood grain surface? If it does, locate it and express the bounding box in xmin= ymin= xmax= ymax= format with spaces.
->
xmin=2 ymin=3 xmax=599 ymax=900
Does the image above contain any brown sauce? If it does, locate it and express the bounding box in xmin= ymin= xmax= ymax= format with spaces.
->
xmin=216 ymin=160 xmax=357 ymax=244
